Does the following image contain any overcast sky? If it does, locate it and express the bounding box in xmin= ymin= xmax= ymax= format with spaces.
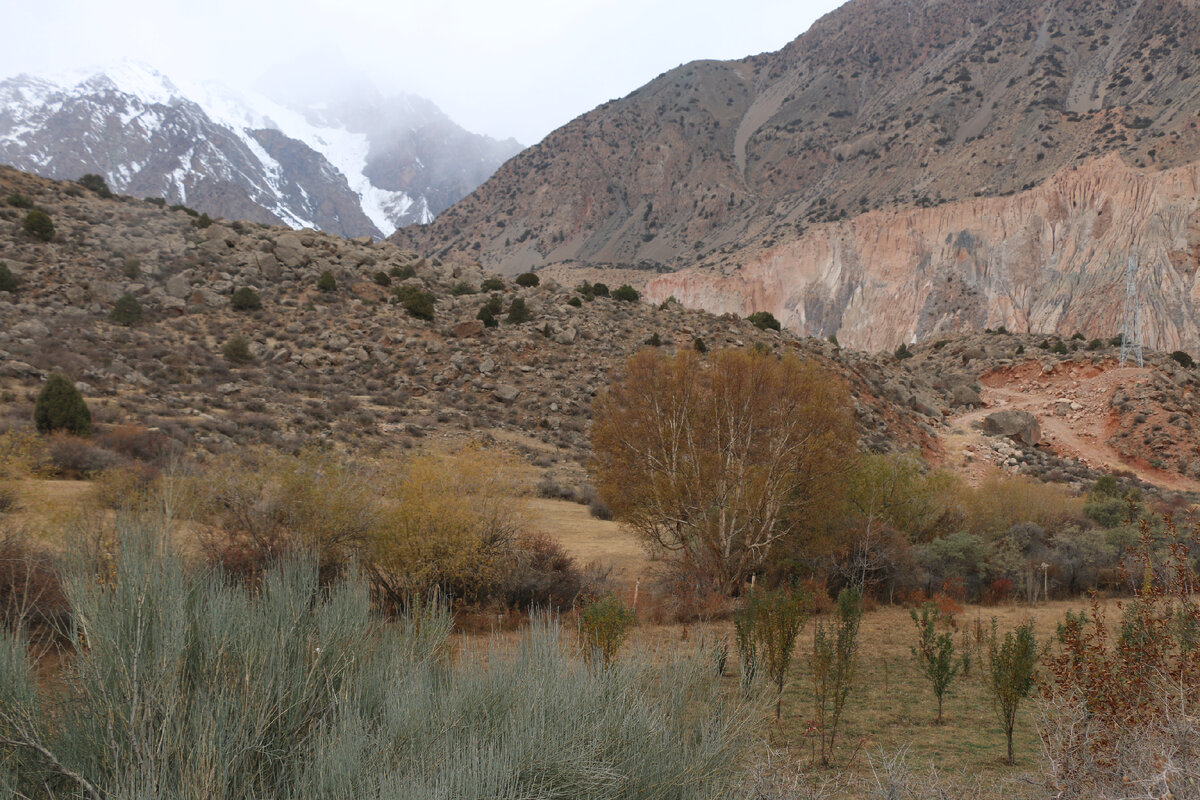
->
xmin=0 ymin=0 xmax=845 ymax=145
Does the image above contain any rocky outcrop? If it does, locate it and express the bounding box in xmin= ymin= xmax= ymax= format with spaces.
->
xmin=982 ymin=410 xmax=1042 ymax=446
xmin=645 ymin=156 xmax=1200 ymax=352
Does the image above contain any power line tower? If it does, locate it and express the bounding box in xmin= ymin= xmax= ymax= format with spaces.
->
xmin=1120 ymin=254 xmax=1143 ymax=367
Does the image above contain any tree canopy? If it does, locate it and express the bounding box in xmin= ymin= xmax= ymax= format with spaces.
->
xmin=590 ymin=347 xmax=855 ymax=593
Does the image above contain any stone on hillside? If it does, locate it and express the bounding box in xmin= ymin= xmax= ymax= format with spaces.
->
xmin=273 ymin=232 xmax=307 ymax=268
xmin=453 ymin=320 xmax=484 ymax=338
xmin=961 ymin=347 xmax=985 ymax=364
xmin=553 ymin=325 xmax=577 ymax=345
xmin=479 ymin=358 xmax=496 ymax=374
xmin=493 ymin=384 xmax=520 ymax=403
xmin=89 ymin=281 xmax=122 ymax=303
xmin=982 ymin=409 xmax=1040 ymax=445
xmin=166 ymin=274 xmax=191 ymax=298
xmin=909 ymin=391 xmax=943 ymax=421
xmin=951 ymin=384 xmax=982 ymax=407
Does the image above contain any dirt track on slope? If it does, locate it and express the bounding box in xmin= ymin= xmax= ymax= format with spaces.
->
xmin=942 ymin=360 xmax=1200 ymax=493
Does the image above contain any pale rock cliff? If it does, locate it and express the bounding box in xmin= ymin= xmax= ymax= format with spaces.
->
xmin=645 ymin=155 xmax=1200 ymax=352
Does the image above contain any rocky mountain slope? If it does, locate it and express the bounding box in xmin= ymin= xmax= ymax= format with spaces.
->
xmin=392 ymin=0 xmax=1200 ymax=351
xmin=0 ymin=63 xmax=522 ymax=239
xmin=3 ymin=166 xmax=1199 ymax=493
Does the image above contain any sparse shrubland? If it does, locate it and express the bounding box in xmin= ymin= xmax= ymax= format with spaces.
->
xmin=0 ymin=521 xmax=751 ymax=800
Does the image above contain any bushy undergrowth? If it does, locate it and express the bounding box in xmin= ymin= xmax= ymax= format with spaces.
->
xmin=0 ymin=520 xmax=749 ymax=799
xmin=181 ymin=447 xmax=596 ymax=612
xmin=1039 ymin=515 xmax=1200 ymax=797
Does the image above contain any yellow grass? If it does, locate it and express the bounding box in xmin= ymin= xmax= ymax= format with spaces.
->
xmin=531 ymin=497 xmax=649 ymax=588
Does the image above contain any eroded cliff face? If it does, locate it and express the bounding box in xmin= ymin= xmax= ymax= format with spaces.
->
xmin=645 ymin=155 xmax=1200 ymax=352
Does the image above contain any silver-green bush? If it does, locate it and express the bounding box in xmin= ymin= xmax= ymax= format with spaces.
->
xmin=0 ymin=517 xmax=748 ymax=799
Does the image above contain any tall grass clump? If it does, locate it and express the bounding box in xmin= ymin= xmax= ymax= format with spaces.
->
xmin=0 ymin=517 xmax=750 ymax=799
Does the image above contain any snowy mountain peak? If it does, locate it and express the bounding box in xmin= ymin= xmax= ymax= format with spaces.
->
xmin=0 ymin=64 xmax=523 ymax=238
xmin=76 ymin=61 xmax=182 ymax=106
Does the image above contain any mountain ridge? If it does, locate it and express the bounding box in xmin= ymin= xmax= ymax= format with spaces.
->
xmin=0 ymin=62 xmax=523 ymax=238
xmin=391 ymin=0 xmax=1200 ymax=349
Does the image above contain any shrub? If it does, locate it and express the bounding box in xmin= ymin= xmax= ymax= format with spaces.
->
xmin=45 ymin=433 xmax=118 ymax=475
xmin=0 ymin=524 xmax=750 ymax=799
xmin=1170 ymin=350 xmax=1194 ymax=368
xmin=1049 ymin=339 xmax=1069 ymax=355
xmin=592 ymin=282 xmax=610 ymax=297
xmin=894 ymin=343 xmax=914 ymax=360
xmin=0 ymin=529 xmax=68 ymax=639
xmin=33 ymin=375 xmax=91 ymax=436
xmin=364 ymin=448 xmax=531 ymax=609
xmin=481 ymin=276 xmax=505 ymax=291
xmin=394 ymin=285 xmax=436 ymax=320
xmin=222 ymin=335 xmax=254 ymax=365
xmin=316 ymin=270 xmax=336 ymax=292
xmin=194 ymin=212 xmax=213 ymax=228
xmin=515 ymin=271 xmax=540 ymax=288
xmin=693 ymin=337 xmax=707 ymax=353
xmin=505 ymin=296 xmax=533 ymax=324
xmin=93 ymin=463 xmax=160 ymax=511
xmin=122 ymin=257 xmax=141 ymax=278
xmin=373 ymin=271 xmax=391 ymax=286
xmin=588 ymin=497 xmax=612 ymax=520
xmin=0 ymin=431 xmax=50 ymax=481
xmin=476 ymin=306 xmax=498 ymax=328
xmin=5 ymin=192 xmax=33 ymax=209
xmin=910 ymin=601 xmax=958 ymax=723
xmin=78 ymin=173 xmax=113 ymax=198
xmin=503 ymin=532 xmax=587 ymax=609
xmin=612 ymin=284 xmax=639 ymax=302
xmin=0 ymin=262 xmax=17 ymax=293
xmin=567 ymin=296 xmax=582 ymax=307
xmin=390 ymin=264 xmax=416 ymax=280
xmin=1041 ymin=516 xmax=1200 ymax=796
xmin=230 ymin=287 xmax=262 ymax=310
xmin=92 ymin=424 xmax=177 ymax=467
xmin=449 ymin=281 xmax=476 ymax=296
xmin=810 ymin=587 xmax=863 ymax=764
xmin=108 ymin=293 xmax=143 ymax=326
xmin=747 ymin=311 xmax=781 ymax=331
xmin=737 ymin=585 xmax=810 ymax=719
xmin=985 ymin=618 xmax=1038 ymax=764
xmin=579 ymin=594 xmax=636 ymax=665
xmin=645 ymin=333 xmax=662 ymax=346
xmin=22 ymin=209 xmax=54 ymax=242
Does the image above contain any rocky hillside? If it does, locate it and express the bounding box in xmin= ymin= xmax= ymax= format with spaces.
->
xmin=393 ymin=0 xmax=1200 ymax=351
xmin=4 ymin=166 xmax=1200 ymax=493
xmin=0 ymin=63 xmax=522 ymax=238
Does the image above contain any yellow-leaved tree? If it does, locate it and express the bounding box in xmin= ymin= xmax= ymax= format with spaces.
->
xmin=590 ymin=347 xmax=855 ymax=595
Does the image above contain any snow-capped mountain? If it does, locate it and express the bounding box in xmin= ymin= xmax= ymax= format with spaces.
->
xmin=0 ymin=62 xmax=523 ymax=238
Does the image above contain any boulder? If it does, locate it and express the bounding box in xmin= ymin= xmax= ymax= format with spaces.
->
xmin=493 ymin=384 xmax=520 ymax=403
xmin=166 ymin=274 xmax=191 ymax=298
xmin=950 ymin=384 xmax=982 ymax=407
xmin=273 ymin=232 xmax=307 ymax=268
xmin=453 ymin=320 xmax=485 ymax=338
xmin=982 ymin=410 xmax=1040 ymax=445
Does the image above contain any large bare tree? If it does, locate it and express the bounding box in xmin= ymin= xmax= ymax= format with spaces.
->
xmin=590 ymin=347 xmax=855 ymax=594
